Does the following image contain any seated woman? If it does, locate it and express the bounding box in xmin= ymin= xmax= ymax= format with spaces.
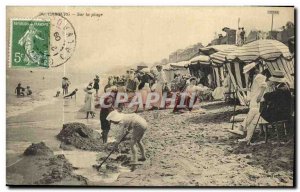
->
xmin=261 ymin=70 xmax=291 ymax=123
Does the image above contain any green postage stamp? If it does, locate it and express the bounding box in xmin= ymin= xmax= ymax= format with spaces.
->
xmin=9 ymin=19 xmax=50 ymax=68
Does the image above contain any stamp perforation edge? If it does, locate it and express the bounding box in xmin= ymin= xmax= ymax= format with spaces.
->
xmin=9 ymin=18 xmax=51 ymax=69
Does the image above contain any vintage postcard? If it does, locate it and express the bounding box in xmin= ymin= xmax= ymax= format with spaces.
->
xmin=6 ymin=6 xmax=295 ymax=187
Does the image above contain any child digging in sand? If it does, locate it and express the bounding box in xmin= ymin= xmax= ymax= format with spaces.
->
xmin=106 ymin=110 xmax=147 ymax=164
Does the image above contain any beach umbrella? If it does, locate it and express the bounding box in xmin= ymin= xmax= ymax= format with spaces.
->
xmin=226 ymin=39 xmax=292 ymax=63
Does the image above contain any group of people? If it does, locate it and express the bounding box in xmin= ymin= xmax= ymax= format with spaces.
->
xmin=103 ymin=65 xmax=213 ymax=113
xmin=230 ymin=61 xmax=293 ymax=144
xmin=80 ymin=62 xmax=293 ymax=165
xmin=71 ymin=61 xmax=294 ymax=166
xmin=15 ymin=83 xmax=32 ymax=97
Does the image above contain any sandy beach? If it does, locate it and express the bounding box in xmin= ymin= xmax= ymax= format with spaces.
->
xmin=5 ymin=6 xmax=295 ymax=187
xmin=6 ymin=73 xmax=294 ymax=186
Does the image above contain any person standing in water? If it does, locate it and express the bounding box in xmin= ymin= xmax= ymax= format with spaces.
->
xmin=15 ymin=83 xmax=25 ymax=97
xmin=93 ymin=75 xmax=100 ymax=96
xmin=83 ymin=85 xmax=95 ymax=119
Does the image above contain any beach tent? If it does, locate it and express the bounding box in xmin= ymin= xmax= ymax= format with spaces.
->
xmin=187 ymin=45 xmax=237 ymax=88
xmin=170 ymin=61 xmax=189 ymax=68
xmin=189 ymin=55 xmax=210 ymax=65
xmin=225 ymin=39 xmax=294 ymax=105
xmin=163 ymin=62 xmax=190 ymax=82
xmin=186 ymin=54 xmax=214 ymax=87
xmin=199 ymin=45 xmax=237 ymax=56
xmin=209 ymin=45 xmax=237 ymax=87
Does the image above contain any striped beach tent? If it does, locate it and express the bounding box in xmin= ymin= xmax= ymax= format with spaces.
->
xmin=226 ymin=39 xmax=294 ymax=105
xmin=208 ymin=46 xmax=237 ymax=88
xmin=210 ymin=46 xmax=237 ymax=67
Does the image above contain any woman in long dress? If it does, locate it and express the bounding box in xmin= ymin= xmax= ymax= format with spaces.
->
xmin=83 ymin=86 xmax=95 ymax=119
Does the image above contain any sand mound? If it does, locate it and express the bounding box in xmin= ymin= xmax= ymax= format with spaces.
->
xmin=7 ymin=142 xmax=87 ymax=185
xmin=36 ymin=154 xmax=87 ymax=185
xmin=57 ymin=122 xmax=103 ymax=151
xmin=23 ymin=142 xmax=54 ymax=156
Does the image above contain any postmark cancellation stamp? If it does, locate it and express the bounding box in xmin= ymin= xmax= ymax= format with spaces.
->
xmin=9 ymin=15 xmax=76 ymax=68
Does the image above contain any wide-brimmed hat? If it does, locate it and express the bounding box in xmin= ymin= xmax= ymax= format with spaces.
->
xmin=106 ymin=110 xmax=124 ymax=122
xmin=269 ymin=70 xmax=287 ymax=83
xmin=189 ymin=77 xmax=197 ymax=81
xmin=87 ymin=85 xmax=93 ymax=90
xmin=243 ymin=62 xmax=257 ymax=74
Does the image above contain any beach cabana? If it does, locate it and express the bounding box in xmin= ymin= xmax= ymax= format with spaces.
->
xmin=189 ymin=55 xmax=210 ymax=65
xmin=163 ymin=62 xmax=190 ymax=82
xmin=170 ymin=60 xmax=189 ymax=68
xmin=199 ymin=44 xmax=237 ymax=56
xmin=226 ymin=39 xmax=294 ymax=105
xmin=209 ymin=45 xmax=237 ymax=87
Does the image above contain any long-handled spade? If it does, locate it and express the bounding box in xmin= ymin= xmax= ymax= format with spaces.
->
xmin=96 ymin=131 xmax=129 ymax=171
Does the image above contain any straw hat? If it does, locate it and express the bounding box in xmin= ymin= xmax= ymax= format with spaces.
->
xmin=106 ymin=110 xmax=124 ymax=122
xmin=243 ymin=62 xmax=257 ymax=74
xmin=87 ymin=85 xmax=93 ymax=90
xmin=269 ymin=70 xmax=287 ymax=83
xmin=189 ymin=77 xmax=197 ymax=82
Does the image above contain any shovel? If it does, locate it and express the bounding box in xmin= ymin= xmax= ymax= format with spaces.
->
xmin=96 ymin=131 xmax=129 ymax=171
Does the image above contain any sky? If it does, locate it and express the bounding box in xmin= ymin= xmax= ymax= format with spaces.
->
xmin=6 ymin=6 xmax=294 ymax=74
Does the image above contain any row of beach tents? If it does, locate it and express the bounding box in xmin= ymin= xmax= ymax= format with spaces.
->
xmin=155 ymin=39 xmax=294 ymax=105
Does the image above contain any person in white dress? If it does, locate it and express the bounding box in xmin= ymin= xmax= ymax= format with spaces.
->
xmin=152 ymin=65 xmax=167 ymax=109
xmin=83 ymin=85 xmax=95 ymax=119
xmin=230 ymin=62 xmax=267 ymax=144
